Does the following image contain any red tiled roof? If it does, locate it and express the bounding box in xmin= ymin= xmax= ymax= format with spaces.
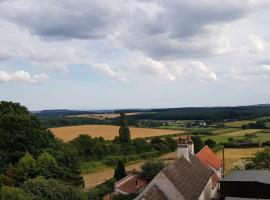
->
xmin=115 ymin=173 xmax=149 ymax=194
xmin=196 ymin=145 xmax=222 ymax=170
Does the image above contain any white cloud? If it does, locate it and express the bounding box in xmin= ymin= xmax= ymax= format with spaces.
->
xmin=0 ymin=70 xmax=48 ymax=83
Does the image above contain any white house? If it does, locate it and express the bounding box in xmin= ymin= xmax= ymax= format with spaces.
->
xmin=135 ymin=138 xmax=220 ymax=200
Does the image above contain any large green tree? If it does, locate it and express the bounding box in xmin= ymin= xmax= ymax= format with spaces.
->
xmin=118 ymin=113 xmax=131 ymax=145
xmin=0 ymin=101 xmax=56 ymax=169
xmin=113 ymin=160 xmax=126 ymax=181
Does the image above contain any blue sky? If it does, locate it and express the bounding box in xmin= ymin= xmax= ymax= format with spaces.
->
xmin=1 ymin=0 xmax=270 ymax=110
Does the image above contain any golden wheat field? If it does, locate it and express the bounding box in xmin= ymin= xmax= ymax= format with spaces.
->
xmin=50 ymin=125 xmax=185 ymax=142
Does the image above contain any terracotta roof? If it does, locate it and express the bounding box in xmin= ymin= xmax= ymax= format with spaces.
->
xmin=141 ymin=185 xmax=168 ymax=200
xmin=162 ymin=154 xmax=214 ymax=200
xmin=115 ymin=173 xmax=149 ymax=194
xmin=196 ymin=146 xmax=222 ymax=170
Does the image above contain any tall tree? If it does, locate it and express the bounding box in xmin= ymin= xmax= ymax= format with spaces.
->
xmin=192 ymin=136 xmax=204 ymax=153
xmin=113 ymin=160 xmax=126 ymax=181
xmin=118 ymin=113 xmax=131 ymax=145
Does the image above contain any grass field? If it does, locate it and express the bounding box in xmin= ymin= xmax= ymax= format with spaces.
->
xmin=212 ymin=128 xmax=240 ymax=134
xmin=225 ymin=120 xmax=256 ymax=128
xmin=50 ymin=125 xmax=185 ymax=142
xmin=67 ymin=112 xmax=142 ymax=120
xmin=220 ymin=129 xmax=261 ymax=137
xmin=216 ymin=148 xmax=264 ymax=174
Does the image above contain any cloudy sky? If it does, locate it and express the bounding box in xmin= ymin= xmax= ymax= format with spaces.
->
xmin=1 ymin=0 xmax=270 ymax=110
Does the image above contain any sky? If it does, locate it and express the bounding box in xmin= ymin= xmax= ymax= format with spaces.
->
xmin=1 ymin=0 xmax=270 ymax=110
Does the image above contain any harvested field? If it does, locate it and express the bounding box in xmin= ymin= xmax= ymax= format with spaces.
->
xmin=68 ymin=112 xmax=142 ymax=120
xmin=51 ymin=125 xmax=185 ymax=142
xmin=216 ymin=148 xmax=264 ymax=174
xmin=225 ymin=120 xmax=256 ymax=128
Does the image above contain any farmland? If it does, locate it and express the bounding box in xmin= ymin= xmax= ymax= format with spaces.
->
xmin=216 ymin=148 xmax=264 ymax=174
xmin=225 ymin=120 xmax=256 ymax=127
xmin=50 ymin=125 xmax=185 ymax=142
xmin=68 ymin=112 xmax=142 ymax=120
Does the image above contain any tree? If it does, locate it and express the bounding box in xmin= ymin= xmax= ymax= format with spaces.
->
xmin=204 ymin=139 xmax=216 ymax=149
xmin=0 ymin=186 xmax=33 ymax=200
xmin=118 ymin=113 xmax=131 ymax=145
xmin=141 ymin=159 xmax=166 ymax=180
xmin=0 ymin=101 xmax=56 ymax=169
xmin=192 ymin=136 xmax=204 ymax=153
xmin=36 ymin=152 xmax=60 ymax=179
xmin=113 ymin=160 xmax=126 ymax=181
xmin=15 ymin=153 xmax=37 ymax=184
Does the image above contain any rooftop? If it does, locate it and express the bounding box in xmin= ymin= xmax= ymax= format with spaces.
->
xmin=196 ymin=145 xmax=222 ymax=170
xmin=221 ymin=170 xmax=270 ymax=184
xmin=115 ymin=171 xmax=149 ymax=194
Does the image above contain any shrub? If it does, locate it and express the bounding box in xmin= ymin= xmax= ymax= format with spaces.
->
xmin=0 ymin=186 xmax=33 ymax=200
xmin=22 ymin=177 xmax=87 ymax=200
xmin=141 ymin=159 xmax=166 ymax=180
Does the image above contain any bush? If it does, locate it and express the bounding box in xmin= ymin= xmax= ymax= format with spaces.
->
xmin=141 ymin=159 xmax=166 ymax=180
xmin=22 ymin=177 xmax=87 ymax=200
xmin=0 ymin=186 xmax=33 ymax=200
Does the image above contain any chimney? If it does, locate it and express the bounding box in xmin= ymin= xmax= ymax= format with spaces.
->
xmin=177 ymin=144 xmax=189 ymax=160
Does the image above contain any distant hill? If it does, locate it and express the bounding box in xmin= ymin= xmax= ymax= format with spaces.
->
xmin=126 ymin=105 xmax=270 ymax=121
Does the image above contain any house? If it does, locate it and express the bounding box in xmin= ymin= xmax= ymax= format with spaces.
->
xmin=220 ymin=170 xmax=270 ymax=199
xmin=115 ymin=169 xmax=149 ymax=195
xmin=196 ymin=146 xmax=223 ymax=198
xmin=135 ymin=138 xmax=221 ymax=200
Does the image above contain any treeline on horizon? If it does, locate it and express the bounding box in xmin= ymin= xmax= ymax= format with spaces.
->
xmin=37 ymin=105 xmax=270 ymax=128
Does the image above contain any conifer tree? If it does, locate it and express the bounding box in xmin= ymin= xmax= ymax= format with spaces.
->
xmin=118 ymin=113 xmax=131 ymax=144
xmin=113 ymin=160 xmax=126 ymax=181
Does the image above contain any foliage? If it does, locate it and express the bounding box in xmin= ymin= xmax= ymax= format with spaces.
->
xmin=22 ymin=177 xmax=87 ymax=200
xmin=204 ymin=139 xmax=216 ymax=149
xmin=0 ymin=186 xmax=33 ymax=200
xmin=192 ymin=136 xmax=204 ymax=153
xmin=113 ymin=193 xmax=138 ymax=200
xmin=15 ymin=153 xmax=37 ymax=184
xmin=36 ymin=152 xmax=60 ymax=179
xmin=113 ymin=160 xmax=126 ymax=181
xmin=87 ymin=179 xmax=116 ymax=200
xmin=245 ymin=149 xmax=270 ymax=169
xmin=141 ymin=159 xmax=166 ymax=180
xmin=242 ymin=121 xmax=267 ymax=129
xmin=119 ymin=113 xmax=132 ymax=145
xmin=0 ymin=101 xmax=56 ymax=170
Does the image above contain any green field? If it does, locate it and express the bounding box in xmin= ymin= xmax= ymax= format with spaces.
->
xmin=225 ymin=120 xmax=256 ymax=128
xmin=212 ymin=128 xmax=240 ymax=134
